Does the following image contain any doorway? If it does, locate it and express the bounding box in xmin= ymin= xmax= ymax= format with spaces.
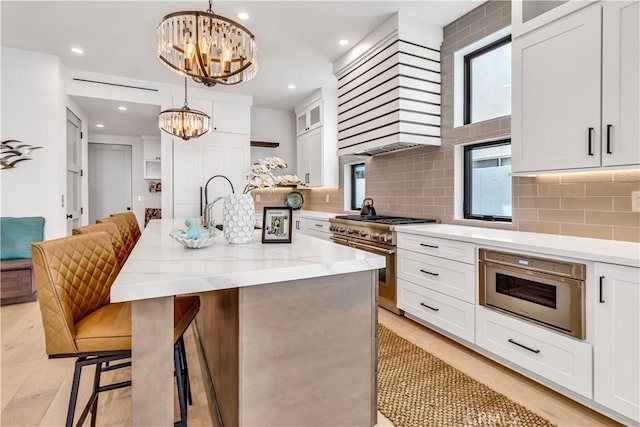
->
xmin=88 ymin=143 xmax=132 ymax=223
xmin=66 ymin=109 xmax=82 ymax=235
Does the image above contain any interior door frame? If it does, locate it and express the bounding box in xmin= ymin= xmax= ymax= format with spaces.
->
xmin=66 ymin=108 xmax=82 ymax=235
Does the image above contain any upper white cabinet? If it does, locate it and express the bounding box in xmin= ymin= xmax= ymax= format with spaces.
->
xmin=294 ymin=89 xmax=338 ymax=188
xmin=212 ymin=101 xmax=250 ymax=134
xmin=511 ymin=0 xmax=597 ymax=38
xmin=142 ymin=136 xmax=161 ymax=180
xmin=512 ymin=1 xmax=639 ymax=174
xmin=296 ymin=98 xmax=322 ymax=136
xmin=593 ymin=262 xmax=640 ymax=423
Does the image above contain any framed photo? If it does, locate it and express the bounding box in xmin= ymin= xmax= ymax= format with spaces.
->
xmin=262 ymin=207 xmax=293 ymax=243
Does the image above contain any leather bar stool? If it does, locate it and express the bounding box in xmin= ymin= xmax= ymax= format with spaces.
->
xmin=72 ymin=222 xmax=128 ymax=271
xmin=32 ymin=232 xmax=200 ymax=427
xmin=96 ymin=215 xmax=136 ymax=259
xmin=110 ymin=211 xmax=141 ymax=243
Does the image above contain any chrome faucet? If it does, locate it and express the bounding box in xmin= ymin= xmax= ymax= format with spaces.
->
xmin=202 ymin=175 xmax=235 ymax=229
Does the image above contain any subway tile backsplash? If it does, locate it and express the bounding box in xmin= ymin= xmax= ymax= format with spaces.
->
xmin=278 ymin=0 xmax=640 ymax=242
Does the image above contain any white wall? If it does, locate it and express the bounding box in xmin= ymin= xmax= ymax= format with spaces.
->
xmin=88 ymin=134 xmax=148 ymax=229
xmin=1 ymin=48 xmax=67 ymax=239
xmin=250 ymin=107 xmax=296 ymax=173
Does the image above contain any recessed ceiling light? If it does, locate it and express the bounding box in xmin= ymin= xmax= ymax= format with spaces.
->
xmin=71 ymin=47 xmax=84 ymax=54
xmin=118 ymin=106 xmax=127 ymax=111
xmin=96 ymin=124 xmax=104 ymax=128
xmin=238 ymin=12 xmax=249 ymax=20
xmin=288 ymin=84 xmax=296 ymax=89
xmin=339 ymin=40 xmax=349 ymax=46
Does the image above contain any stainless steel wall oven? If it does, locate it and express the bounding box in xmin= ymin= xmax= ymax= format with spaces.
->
xmin=479 ymin=249 xmax=586 ymax=339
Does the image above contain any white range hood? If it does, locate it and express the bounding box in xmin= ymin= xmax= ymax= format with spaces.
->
xmin=333 ymin=13 xmax=443 ymax=156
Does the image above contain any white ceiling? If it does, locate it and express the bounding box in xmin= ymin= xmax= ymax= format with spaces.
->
xmin=1 ymin=1 xmax=482 ymax=137
xmin=71 ymin=96 xmax=161 ymax=137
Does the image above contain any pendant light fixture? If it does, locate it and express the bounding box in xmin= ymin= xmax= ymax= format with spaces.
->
xmin=157 ymin=0 xmax=258 ymax=87
xmin=159 ymin=78 xmax=211 ymax=141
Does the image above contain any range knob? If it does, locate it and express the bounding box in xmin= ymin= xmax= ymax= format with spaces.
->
xmin=347 ymin=229 xmax=354 ymax=234
xmin=359 ymin=230 xmax=369 ymax=237
xmin=329 ymin=225 xmax=335 ymax=232
xmin=380 ymin=234 xmax=392 ymax=243
xmin=371 ymin=232 xmax=380 ymax=239
xmin=338 ymin=227 xmax=346 ymax=233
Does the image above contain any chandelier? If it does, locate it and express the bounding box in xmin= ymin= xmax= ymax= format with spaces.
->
xmin=159 ymin=78 xmax=211 ymax=141
xmin=157 ymin=0 xmax=258 ymax=87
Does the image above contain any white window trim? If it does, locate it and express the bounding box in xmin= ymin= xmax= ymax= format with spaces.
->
xmin=453 ymin=26 xmax=512 ymax=128
xmin=453 ymin=136 xmax=513 ymax=224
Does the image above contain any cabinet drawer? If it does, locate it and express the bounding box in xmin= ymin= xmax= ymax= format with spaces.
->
xmin=398 ymin=279 xmax=475 ymax=343
xmin=305 ymin=219 xmax=330 ymax=234
xmin=397 ymin=249 xmax=475 ymax=303
xmin=397 ymin=233 xmax=475 ymax=264
xmin=476 ymin=307 xmax=592 ymax=398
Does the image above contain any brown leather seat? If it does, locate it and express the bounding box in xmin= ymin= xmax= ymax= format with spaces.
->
xmin=32 ymin=232 xmax=199 ymax=426
xmin=110 ymin=211 xmax=141 ymax=243
xmin=72 ymin=222 xmax=128 ymax=271
xmin=96 ymin=214 xmax=136 ymax=259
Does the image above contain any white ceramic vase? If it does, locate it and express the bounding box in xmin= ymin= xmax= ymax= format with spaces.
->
xmin=222 ymin=194 xmax=255 ymax=244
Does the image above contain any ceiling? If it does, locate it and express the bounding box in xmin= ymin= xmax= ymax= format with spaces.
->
xmin=70 ymin=96 xmax=161 ymax=137
xmin=1 ymin=1 xmax=482 ymax=137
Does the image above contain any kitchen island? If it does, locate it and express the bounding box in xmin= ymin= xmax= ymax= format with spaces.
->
xmin=110 ymin=218 xmax=385 ymax=426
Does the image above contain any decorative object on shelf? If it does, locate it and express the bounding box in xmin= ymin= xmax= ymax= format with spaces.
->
xmin=285 ymin=191 xmax=304 ymax=210
xmin=149 ymin=182 xmax=158 ymax=193
xmin=144 ymin=208 xmax=162 ymax=227
xmin=170 ymin=218 xmax=216 ymax=248
xmin=157 ymin=0 xmax=258 ymax=87
xmin=1 ymin=140 xmax=42 ymax=170
xmin=261 ymin=207 xmax=292 ymax=243
xmin=222 ymin=194 xmax=255 ymax=244
xmin=243 ymin=156 xmax=305 ymax=193
xmin=156 ymin=182 xmax=162 ymax=192
xmin=159 ymin=77 xmax=210 ymax=140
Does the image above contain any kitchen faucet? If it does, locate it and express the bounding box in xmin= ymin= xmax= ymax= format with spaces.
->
xmin=202 ymin=175 xmax=235 ymax=229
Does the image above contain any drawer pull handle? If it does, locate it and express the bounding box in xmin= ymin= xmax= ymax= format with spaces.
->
xmin=314 ymin=224 xmax=323 ymax=227
xmin=508 ymin=338 xmax=540 ymax=354
xmin=420 ymin=302 xmax=439 ymax=312
xmin=419 ymin=269 xmax=439 ymax=277
xmin=419 ymin=243 xmax=439 ymax=249
xmin=599 ymin=275 xmax=605 ymax=303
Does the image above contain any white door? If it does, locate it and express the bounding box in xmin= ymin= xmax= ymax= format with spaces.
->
xmin=88 ymin=143 xmax=132 ymax=223
xmin=66 ymin=109 xmax=82 ymax=235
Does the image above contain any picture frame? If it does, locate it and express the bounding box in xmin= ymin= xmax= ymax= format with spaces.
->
xmin=261 ymin=207 xmax=293 ymax=243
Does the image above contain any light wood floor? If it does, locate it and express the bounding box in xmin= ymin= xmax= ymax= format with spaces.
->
xmin=1 ymin=302 xmax=618 ymax=426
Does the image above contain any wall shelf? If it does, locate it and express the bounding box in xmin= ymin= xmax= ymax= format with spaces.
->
xmin=144 ymin=159 xmax=161 ymax=180
xmin=250 ymin=141 xmax=279 ymax=148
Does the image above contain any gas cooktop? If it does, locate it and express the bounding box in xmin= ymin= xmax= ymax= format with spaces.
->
xmin=334 ymin=215 xmax=438 ymax=225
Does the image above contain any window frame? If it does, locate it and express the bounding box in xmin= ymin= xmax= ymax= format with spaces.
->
xmin=463 ymin=34 xmax=512 ymax=125
xmin=463 ymin=138 xmax=512 ymax=222
xmin=350 ymin=162 xmax=365 ymax=211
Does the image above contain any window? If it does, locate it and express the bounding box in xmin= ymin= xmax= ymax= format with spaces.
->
xmin=464 ymin=35 xmax=512 ymax=124
xmin=350 ymin=163 xmax=365 ymax=210
xmin=463 ymin=140 xmax=512 ymax=221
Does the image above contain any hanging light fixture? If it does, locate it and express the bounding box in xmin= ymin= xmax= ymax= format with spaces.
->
xmin=157 ymin=0 xmax=258 ymax=87
xmin=159 ymin=78 xmax=211 ymax=141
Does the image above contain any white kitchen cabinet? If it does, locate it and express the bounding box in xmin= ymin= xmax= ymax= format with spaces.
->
xmin=476 ymin=306 xmax=593 ymax=398
xmin=601 ymin=1 xmax=640 ymax=167
xmin=142 ymin=137 xmax=161 ymax=180
xmin=294 ymin=216 xmax=307 ymax=234
xmin=294 ymin=89 xmax=338 ymax=188
xmin=511 ymin=0 xmax=597 ymax=39
xmin=296 ymin=98 xmax=322 ymax=136
xmin=212 ymin=101 xmax=250 ymax=134
xmin=593 ymin=263 xmax=640 ymax=422
xmin=512 ymin=1 xmax=640 ymax=174
xmin=297 ymin=127 xmax=323 ymax=187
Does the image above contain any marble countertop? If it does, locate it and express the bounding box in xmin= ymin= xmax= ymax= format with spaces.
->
xmin=293 ymin=210 xmax=346 ymax=220
xmin=111 ymin=218 xmax=385 ymax=302
xmin=393 ymin=223 xmax=640 ymax=267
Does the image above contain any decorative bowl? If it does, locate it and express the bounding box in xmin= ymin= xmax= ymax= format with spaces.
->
xmin=170 ymin=233 xmax=216 ymax=249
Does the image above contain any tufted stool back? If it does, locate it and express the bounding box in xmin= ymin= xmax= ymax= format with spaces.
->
xmin=73 ymin=222 xmax=128 ymax=270
xmin=31 ymin=232 xmax=119 ymax=355
xmin=97 ymin=215 xmax=136 ymax=257
xmin=110 ymin=212 xmax=141 ymax=243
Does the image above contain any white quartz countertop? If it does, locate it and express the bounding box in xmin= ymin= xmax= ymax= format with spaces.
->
xmin=393 ymin=224 xmax=640 ymax=267
xmin=111 ymin=218 xmax=385 ymax=302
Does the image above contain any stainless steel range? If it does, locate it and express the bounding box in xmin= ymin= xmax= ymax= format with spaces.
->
xmin=329 ymin=215 xmax=438 ymax=314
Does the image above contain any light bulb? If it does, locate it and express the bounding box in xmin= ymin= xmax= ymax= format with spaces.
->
xmin=200 ymin=34 xmax=212 ymax=69
xmin=221 ymin=49 xmax=232 ymax=74
xmin=183 ymin=30 xmax=196 ymax=71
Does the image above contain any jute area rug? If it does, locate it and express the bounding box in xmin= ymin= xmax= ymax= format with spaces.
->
xmin=377 ymin=325 xmax=555 ymax=427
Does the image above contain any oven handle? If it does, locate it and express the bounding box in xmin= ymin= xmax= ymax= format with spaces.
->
xmin=330 ymin=237 xmax=395 ymax=255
